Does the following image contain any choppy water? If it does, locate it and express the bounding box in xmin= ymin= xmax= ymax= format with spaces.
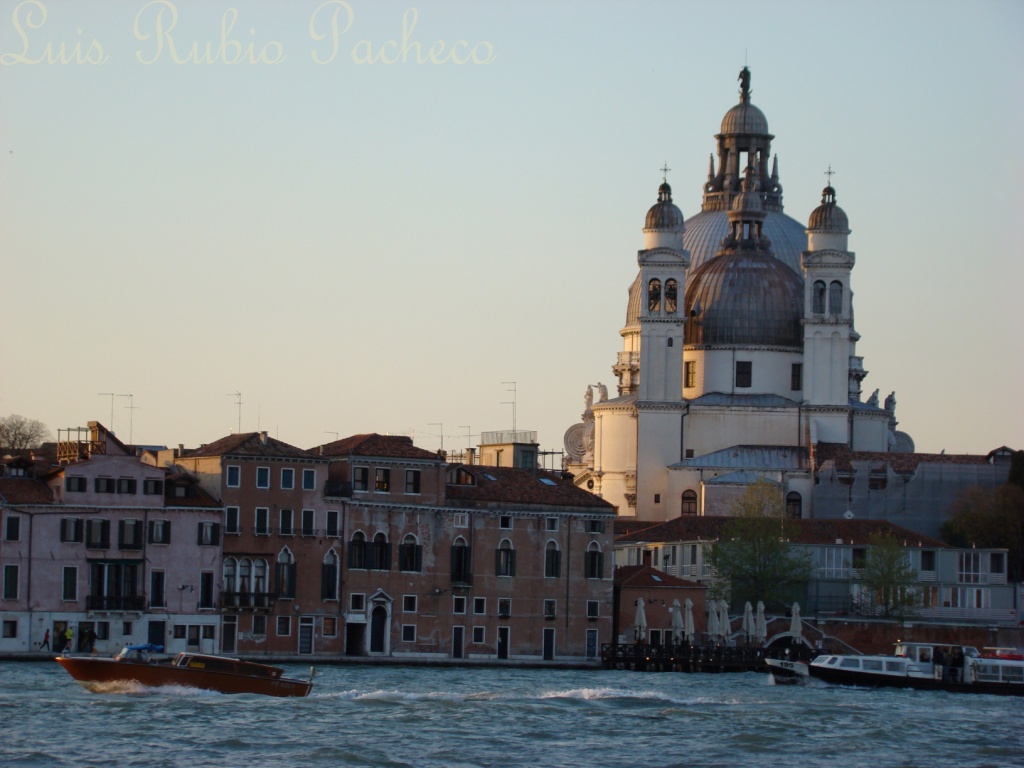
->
xmin=1 ymin=661 xmax=1021 ymax=767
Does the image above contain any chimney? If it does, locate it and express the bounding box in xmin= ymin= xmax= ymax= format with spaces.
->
xmin=260 ymin=431 xmax=268 ymax=445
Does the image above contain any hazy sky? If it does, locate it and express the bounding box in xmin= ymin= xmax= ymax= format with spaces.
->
xmin=2 ymin=0 xmax=1022 ymax=458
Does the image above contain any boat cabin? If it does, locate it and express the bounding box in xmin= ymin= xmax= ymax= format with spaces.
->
xmin=171 ymin=653 xmax=285 ymax=679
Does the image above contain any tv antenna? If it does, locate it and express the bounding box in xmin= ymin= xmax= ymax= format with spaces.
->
xmin=227 ymin=392 xmax=242 ymax=433
xmin=119 ymin=394 xmax=137 ymax=445
xmin=501 ymin=381 xmax=517 ymax=435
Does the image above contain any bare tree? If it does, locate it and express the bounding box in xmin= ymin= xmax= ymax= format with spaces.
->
xmin=0 ymin=414 xmax=51 ymax=450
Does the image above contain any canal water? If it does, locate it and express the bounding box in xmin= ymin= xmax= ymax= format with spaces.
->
xmin=1 ymin=661 xmax=1020 ymax=767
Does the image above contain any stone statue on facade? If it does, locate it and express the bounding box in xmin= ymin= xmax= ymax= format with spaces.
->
xmin=884 ymin=391 xmax=896 ymax=413
xmin=584 ymin=385 xmax=594 ymax=413
xmin=597 ymin=382 xmax=609 ymax=403
xmin=867 ymin=389 xmax=880 ymax=407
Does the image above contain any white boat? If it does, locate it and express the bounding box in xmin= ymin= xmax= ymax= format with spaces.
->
xmin=807 ymin=642 xmax=1024 ymax=696
xmin=764 ymin=657 xmax=809 ymax=684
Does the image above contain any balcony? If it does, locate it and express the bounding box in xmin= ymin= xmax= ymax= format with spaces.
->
xmin=220 ymin=592 xmax=275 ymax=611
xmin=86 ymin=595 xmax=146 ymax=612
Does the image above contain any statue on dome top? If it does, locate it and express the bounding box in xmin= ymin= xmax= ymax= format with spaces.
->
xmin=739 ymin=66 xmax=750 ymax=99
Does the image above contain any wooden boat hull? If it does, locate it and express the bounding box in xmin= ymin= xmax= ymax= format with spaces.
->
xmin=56 ymin=656 xmax=313 ymax=697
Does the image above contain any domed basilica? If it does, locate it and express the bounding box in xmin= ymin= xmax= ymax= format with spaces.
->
xmin=562 ymin=67 xmax=921 ymax=522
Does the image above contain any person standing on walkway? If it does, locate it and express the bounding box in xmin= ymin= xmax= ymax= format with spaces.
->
xmin=40 ymin=629 xmax=50 ymax=651
xmin=63 ymin=626 xmax=74 ymax=654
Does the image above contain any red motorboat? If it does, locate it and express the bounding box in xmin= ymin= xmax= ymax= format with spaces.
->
xmin=56 ymin=644 xmax=314 ymax=698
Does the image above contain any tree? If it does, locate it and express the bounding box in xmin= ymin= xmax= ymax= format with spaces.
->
xmin=858 ymin=532 xmax=921 ymax=620
xmin=0 ymin=414 xmax=50 ymax=451
xmin=708 ymin=480 xmax=812 ymax=611
xmin=941 ymin=483 xmax=1024 ymax=582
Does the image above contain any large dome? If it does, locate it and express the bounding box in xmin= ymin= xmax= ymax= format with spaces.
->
xmin=683 ymin=251 xmax=804 ymax=348
xmin=683 ymin=209 xmax=807 ymax=276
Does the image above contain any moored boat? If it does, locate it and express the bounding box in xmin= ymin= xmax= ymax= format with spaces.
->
xmin=56 ymin=644 xmax=314 ymax=697
xmin=807 ymin=642 xmax=1024 ymax=696
xmin=764 ymin=657 xmax=810 ymax=684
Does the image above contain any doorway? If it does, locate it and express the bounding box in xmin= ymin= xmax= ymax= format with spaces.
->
xmin=345 ymin=622 xmax=365 ymax=656
xmin=452 ymin=626 xmax=464 ymax=659
xmin=543 ymin=627 xmax=555 ymax=661
xmin=298 ymin=616 xmax=315 ymax=655
xmin=370 ymin=606 xmax=388 ymax=654
xmin=497 ymin=626 xmax=510 ymax=660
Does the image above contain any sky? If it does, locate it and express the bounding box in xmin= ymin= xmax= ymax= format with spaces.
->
xmin=2 ymin=0 xmax=1022 ymax=459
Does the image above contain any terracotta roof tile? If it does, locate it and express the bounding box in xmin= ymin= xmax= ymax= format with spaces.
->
xmin=446 ymin=466 xmax=614 ymax=511
xmin=185 ymin=432 xmax=314 ymax=460
xmin=615 ymin=564 xmax=704 ymax=589
xmin=814 ymin=442 xmax=994 ymax=473
xmin=313 ymin=434 xmax=441 ymax=461
xmin=0 ymin=477 xmax=53 ymax=504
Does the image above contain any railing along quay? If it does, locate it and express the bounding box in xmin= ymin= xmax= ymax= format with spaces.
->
xmin=601 ymin=643 xmax=811 ymax=673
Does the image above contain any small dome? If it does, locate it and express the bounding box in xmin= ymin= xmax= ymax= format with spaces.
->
xmin=731 ymin=187 xmax=763 ymax=215
xmin=807 ymin=185 xmax=850 ymax=233
xmin=684 ymin=252 xmax=804 ymax=347
xmin=624 ymin=273 xmax=643 ymax=328
xmin=644 ymin=182 xmax=685 ymax=231
xmin=720 ymin=101 xmax=769 ymax=135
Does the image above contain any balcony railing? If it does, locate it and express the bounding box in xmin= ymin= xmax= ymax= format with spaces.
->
xmin=86 ymin=595 xmax=146 ymax=612
xmin=220 ymin=592 xmax=275 ymax=610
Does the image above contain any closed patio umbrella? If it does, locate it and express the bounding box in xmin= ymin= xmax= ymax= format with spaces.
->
xmin=741 ymin=601 xmax=754 ymax=642
xmin=754 ymin=601 xmax=767 ymax=644
xmin=789 ymin=602 xmax=802 ymax=638
xmin=683 ymin=598 xmax=696 ymax=644
xmin=706 ymin=599 xmax=720 ymax=641
xmin=670 ymin=599 xmax=684 ymax=644
xmin=633 ymin=599 xmax=647 ymax=643
xmin=718 ymin=600 xmax=731 ymax=640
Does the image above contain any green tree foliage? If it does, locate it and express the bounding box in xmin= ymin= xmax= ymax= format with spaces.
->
xmin=941 ymin=483 xmax=1024 ymax=582
xmin=0 ymin=414 xmax=50 ymax=451
xmin=708 ymin=480 xmax=812 ymax=611
xmin=859 ymin=532 xmax=921 ymax=619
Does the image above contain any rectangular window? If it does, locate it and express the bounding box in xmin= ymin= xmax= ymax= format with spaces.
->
xmin=496 ymin=546 xmax=516 ymax=577
xmin=119 ymin=519 xmax=143 ymax=550
xmin=150 ymin=571 xmax=165 ymax=609
xmin=587 ymin=600 xmax=600 ymax=619
xmin=588 ymin=519 xmax=606 ymax=534
xmin=62 ymin=566 xmax=78 ymax=601
xmin=225 ymin=507 xmax=240 ymax=535
xmin=301 ymin=509 xmax=315 ymax=536
xmin=473 ymin=597 xmax=486 ymax=615
xmin=545 ymin=547 xmax=561 ymax=578
xmin=454 ymin=512 xmax=469 ymax=529
xmin=148 ymin=520 xmax=171 ymax=545
xmin=197 ymin=521 xmax=220 ymax=546
xmin=86 ymin=519 xmax=110 ymax=549
xmin=65 ymin=476 xmax=87 ymax=493
xmin=143 ymin=478 xmax=163 ymax=495
xmin=545 ymin=517 xmax=558 ymax=532
xmin=94 ymin=477 xmax=115 ymax=493
xmin=375 ymin=468 xmax=391 ymax=492
xmin=685 ymin=360 xmax=697 ymax=388
xmin=256 ymin=467 xmax=270 ymax=489
xmin=453 ymin=596 xmax=466 ymax=614
xmin=3 ymin=564 xmax=18 ymax=599
xmin=280 ymin=509 xmax=294 ymax=536
xmin=276 ymin=616 xmax=291 ymax=636
xmin=585 ymin=549 xmax=605 ymax=579
xmin=253 ymin=615 xmax=267 ymax=636
xmin=959 ymin=551 xmax=982 ymax=584
xmin=500 ymin=515 xmax=512 ymax=529
xmin=920 ymin=550 xmax=936 ymax=572
xmin=498 ymin=598 xmax=511 ymax=618
xmin=199 ymin=572 xmax=215 ymax=609
xmin=255 ymin=508 xmax=270 ymax=535
xmin=350 ymin=593 xmax=365 ymax=612
xmin=543 ymin=599 xmax=556 ymax=618
xmin=353 ymin=467 xmax=369 ymax=492
xmin=2 ymin=620 xmax=16 ymax=639
xmin=226 ymin=465 xmax=241 ymax=488
xmin=116 ymin=478 xmax=137 ymax=494
xmin=472 ymin=626 xmax=485 ymax=644
xmin=403 ymin=595 xmax=417 ymax=613
xmin=791 ymin=363 xmax=803 ymax=391
xmin=399 ymin=539 xmax=422 ymax=572
xmin=405 ymin=469 xmax=421 ymax=494
xmin=735 ymin=361 xmax=752 ymax=388
xmin=5 ymin=515 xmax=20 ymax=542
xmin=280 ymin=468 xmax=295 ymax=490
xmin=302 ymin=468 xmax=316 ymax=490
xmin=321 ymin=559 xmax=338 ymax=600
xmin=402 ymin=625 xmax=416 ymax=643
xmin=322 ymin=617 xmax=337 ymax=637
xmin=326 ymin=510 xmax=340 ymax=537
xmin=990 ymin=552 xmax=1005 ymax=576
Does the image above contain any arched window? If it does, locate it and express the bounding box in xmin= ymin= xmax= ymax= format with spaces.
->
xmin=786 ymin=492 xmax=803 ymax=519
xmin=496 ymin=538 xmax=516 ymax=577
xmin=238 ymin=557 xmax=252 ymax=594
xmin=665 ymin=279 xmax=678 ymax=314
xmin=276 ymin=548 xmax=296 ymax=599
xmin=648 ymin=279 xmax=661 ymax=313
xmin=813 ymin=280 xmax=826 ymax=314
xmin=681 ymin=490 xmax=698 ymax=516
xmin=451 ymin=536 xmax=471 ymax=585
xmin=828 ymin=280 xmax=843 ymax=315
xmin=399 ymin=533 xmax=422 ymax=572
xmin=253 ymin=558 xmax=267 ymax=595
xmin=223 ymin=557 xmax=236 ymax=594
xmin=372 ymin=532 xmax=391 ymax=571
xmin=321 ymin=549 xmax=339 ymax=600
xmin=348 ymin=531 xmax=367 ymax=569
xmin=585 ymin=542 xmax=604 ymax=579
xmin=544 ymin=540 xmax=561 ymax=578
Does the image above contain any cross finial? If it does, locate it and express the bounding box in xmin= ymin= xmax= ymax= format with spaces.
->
xmin=660 ymin=162 xmax=671 ymax=183
xmin=825 ymin=165 xmax=835 ymax=186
